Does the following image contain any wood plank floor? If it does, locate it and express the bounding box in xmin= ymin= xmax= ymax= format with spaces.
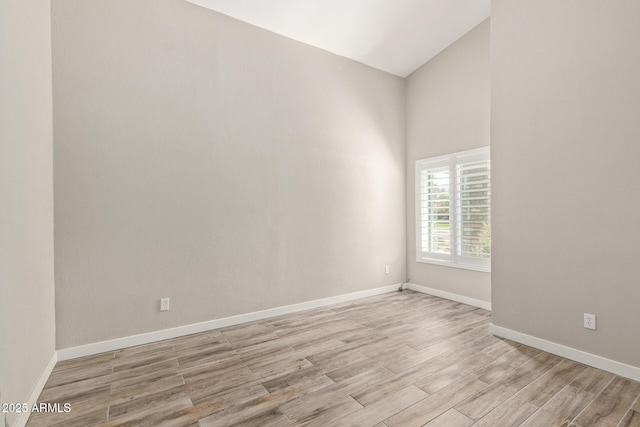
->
xmin=27 ymin=291 xmax=640 ymax=426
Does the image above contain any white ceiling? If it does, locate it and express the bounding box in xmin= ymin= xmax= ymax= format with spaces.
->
xmin=185 ymin=0 xmax=490 ymax=77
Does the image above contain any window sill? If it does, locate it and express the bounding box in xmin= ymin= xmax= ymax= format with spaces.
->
xmin=416 ymin=257 xmax=491 ymax=273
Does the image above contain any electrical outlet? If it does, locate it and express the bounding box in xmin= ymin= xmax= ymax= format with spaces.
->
xmin=584 ymin=313 xmax=596 ymax=330
xmin=160 ymin=298 xmax=170 ymax=311
xmin=385 ymin=265 xmax=390 ymax=275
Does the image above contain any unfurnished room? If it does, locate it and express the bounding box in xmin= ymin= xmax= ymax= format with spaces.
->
xmin=1 ymin=0 xmax=640 ymax=426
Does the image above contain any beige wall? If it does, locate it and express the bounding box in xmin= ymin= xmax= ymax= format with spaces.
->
xmin=406 ymin=20 xmax=491 ymax=304
xmin=492 ymin=1 xmax=640 ymax=367
xmin=0 ymin=0 xmax=56 ymax=425
xmin=52 ymin=0 xmax=406 ymax=349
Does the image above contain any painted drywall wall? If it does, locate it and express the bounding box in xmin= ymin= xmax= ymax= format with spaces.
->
xmin=492 ymin=1 xmax=640 ymax=367
xmin=52 ymin=0 xmax=406 ymax=349
xmin=405 ymin=20 xmax=491 ymax=304
xmin=0 ymin=0 xmax=56 ymax=425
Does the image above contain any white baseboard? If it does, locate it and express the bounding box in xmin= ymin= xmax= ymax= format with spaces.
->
xmin=406 ymin=282 xmax=491 ymax=311
xmin=489 ymin=324 xmax=640 ymax=382
xmin=57 ymin=284 xmax=401 ymax=361
xmin=13 ymin=352 xmax=57 ymax=427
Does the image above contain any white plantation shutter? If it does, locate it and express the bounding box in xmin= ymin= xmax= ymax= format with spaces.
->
xmin=416 ymin=147 xmax=490 ymax=272
xmin=455 ymin=150 xmax=490 ymax=269
xmin=419 ymin=164 xmax=451 ymax=261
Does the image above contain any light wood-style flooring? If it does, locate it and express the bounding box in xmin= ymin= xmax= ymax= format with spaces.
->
xmin=27 ymin=291 xmax=640 ymax=426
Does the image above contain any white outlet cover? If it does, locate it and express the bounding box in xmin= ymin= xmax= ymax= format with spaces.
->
xmin=584 ymin=313 xmax=596 ymax=330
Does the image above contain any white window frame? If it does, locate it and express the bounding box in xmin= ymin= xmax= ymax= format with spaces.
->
xmin=415 ymin=147 xmax=491 ymax=273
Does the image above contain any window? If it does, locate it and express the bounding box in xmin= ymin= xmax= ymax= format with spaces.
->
xmin=416 ymin=147 xmax=490 ymax=272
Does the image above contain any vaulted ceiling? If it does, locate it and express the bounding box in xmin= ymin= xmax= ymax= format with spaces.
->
xmin=186 ymin=0 xmax=490 ymax=77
